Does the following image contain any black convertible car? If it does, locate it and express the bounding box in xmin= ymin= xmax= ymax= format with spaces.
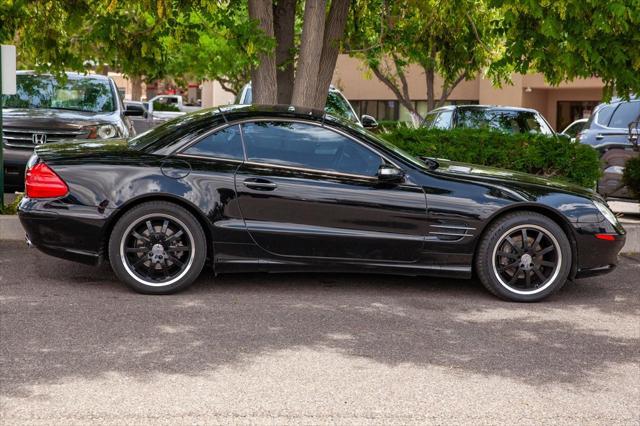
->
xmin=18 ymin=105 xmax=625 ymax=302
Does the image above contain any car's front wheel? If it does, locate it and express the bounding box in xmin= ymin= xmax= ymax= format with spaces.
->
xmin=475 ymin=212 xmax=572 ymax=302
xmin=108 ymin=201 xmax=207 ymax=294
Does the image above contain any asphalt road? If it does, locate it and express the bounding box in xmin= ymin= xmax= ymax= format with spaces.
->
xmin=1 ymin=241 xmax=639 ymax=425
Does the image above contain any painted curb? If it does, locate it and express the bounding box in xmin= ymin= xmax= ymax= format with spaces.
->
xmin=1 ymin=214 xmax=639 ymax=254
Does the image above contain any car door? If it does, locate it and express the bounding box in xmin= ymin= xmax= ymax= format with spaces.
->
xmin=234 ymin=120 xmax=428 ymax=262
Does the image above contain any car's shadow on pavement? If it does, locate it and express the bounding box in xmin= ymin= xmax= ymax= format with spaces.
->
xmin=1 ymin=242 xmax=639 ymax=398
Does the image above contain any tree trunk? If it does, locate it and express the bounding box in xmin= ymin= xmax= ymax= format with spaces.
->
xmin=273 ymin=0 xmax=297 ymax=104
xmin=425 ymin=67 xmax=435 ymax=112
xmin=313 ymin=0 xmax=350 ymax=109
xmin=291 ymin=0 xmax=327 ymax=109
xmin=130 ymin=75 xmax=142 ymax=101
xmin=435 ymin=72 xmax=467 ymax=109
xmin=248 ymin=0 xmax=278 ymax=104
xmin=370 ymin=64 xmax=420 ymax=121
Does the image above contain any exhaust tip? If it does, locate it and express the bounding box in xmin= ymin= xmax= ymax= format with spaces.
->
xmin=25 ymin=236 xmax=33 ymax=248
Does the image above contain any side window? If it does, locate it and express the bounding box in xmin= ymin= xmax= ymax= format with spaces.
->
xmin=241 ymin=121 xmax=383 ymax=176
xmin=183 ymin=124 xmax=244 ymax=160
xmin=595 ymin=104 xmax=616 ymax=126
xmin=609 ymin=102 xmax=640 ymax=129
xmin=432 ymin=110 xmax=453 ymax=129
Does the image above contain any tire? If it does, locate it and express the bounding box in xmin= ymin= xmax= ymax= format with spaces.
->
xmin=475 ymin=212 xmax=572 ymax=302
xmin=108 ymin=201 xmax=207 ymax=294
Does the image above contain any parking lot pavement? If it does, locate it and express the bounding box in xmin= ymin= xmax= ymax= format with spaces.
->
xmin=0 ymin=241 xmax=638 ymax=425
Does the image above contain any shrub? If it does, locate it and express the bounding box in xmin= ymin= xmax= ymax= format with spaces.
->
xmin=381 ymin=127 xmax=601 ymax=188
xmin=622 ymin=155 xmax=640 ymax=200
xmin=1 ymin=193 xmax=24 ymax=215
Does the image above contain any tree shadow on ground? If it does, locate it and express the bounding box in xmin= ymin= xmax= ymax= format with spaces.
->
xmin=1 ymin=242 xmax=638 ymax=398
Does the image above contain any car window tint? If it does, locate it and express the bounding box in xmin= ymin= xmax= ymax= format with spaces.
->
xmin=595 ymin=104 xmax=616 ymax=126
xmin=184 ymin=124 xmax=244 ymax=160
xmin=432 ymin=111 xmax=452 ymax=129
xmin=241 ymin=121 xmax=383 ymax=176
xmin=609 ymin=102 xmax=640 ymax=128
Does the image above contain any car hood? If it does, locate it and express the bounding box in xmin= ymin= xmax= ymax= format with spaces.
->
xmin=432 ymin=158 xmax=597 ymax=200
xmin=2 ymin=108 xmax=120 ymax=130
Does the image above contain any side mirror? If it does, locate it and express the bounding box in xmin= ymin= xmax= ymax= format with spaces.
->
xmin=361 ymin=114 xmax=379 ymax=129
xmin=124 ymin=104 xmax=144 ymax=117
xmin=377 ymin=165 xmax=404 ymax=182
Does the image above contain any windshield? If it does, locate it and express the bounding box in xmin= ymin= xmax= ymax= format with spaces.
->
xmin=324 ymin=91 xmax=357 ymax=123
xmin=242 ymin=86 xmax=358 ymax=123
xmin=1 ymin=74 xmax=115 ymax=113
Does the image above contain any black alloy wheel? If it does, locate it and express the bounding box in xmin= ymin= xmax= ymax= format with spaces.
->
xmin=475 ymin=212 xmax=572 ymax=302
xmin=109 ymin=201 xmax=207 ymax=294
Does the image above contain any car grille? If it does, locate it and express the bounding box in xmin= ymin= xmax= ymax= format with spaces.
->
xmin=2 ymin=127 xmax=89 ymax=148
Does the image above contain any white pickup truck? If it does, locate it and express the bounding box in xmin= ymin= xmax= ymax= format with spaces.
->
xmin=148 ymin=95 xmax=201 ymax=114
xmin=124 ymin=95 xmax=202 ymax=133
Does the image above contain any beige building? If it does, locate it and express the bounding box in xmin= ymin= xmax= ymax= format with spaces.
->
xmin=116 ymin=54 xmax=605 ymax=132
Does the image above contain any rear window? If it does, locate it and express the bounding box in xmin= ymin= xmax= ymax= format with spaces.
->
xmin=609 ymin=102 xmax=640 ymax=129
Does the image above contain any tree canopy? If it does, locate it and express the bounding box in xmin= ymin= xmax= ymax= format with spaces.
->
xmin=491 ymin=0 xmax=640 ymax=99
xmin=1 ymin=0 xmax=639 ymax=109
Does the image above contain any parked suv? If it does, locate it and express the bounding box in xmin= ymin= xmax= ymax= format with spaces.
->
xmin=577 ymin=97 xmax=640 ymax=199
xmin=237 ymin=82 xmax=378 ymax=128
xmin=422 ymin=105 xmax=555 ymax=135
xmin=2 ymin=71 xmax=135 ymax=192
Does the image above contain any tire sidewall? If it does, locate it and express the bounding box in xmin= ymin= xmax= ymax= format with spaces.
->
xmin=476 ymin=213 xmax=572 ymax=302
xmin=108 ymin=202 xmax=207 ymax=294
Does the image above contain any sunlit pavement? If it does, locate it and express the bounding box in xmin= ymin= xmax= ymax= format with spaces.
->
xmin=1 ymin=241 xmax=638 ymax=425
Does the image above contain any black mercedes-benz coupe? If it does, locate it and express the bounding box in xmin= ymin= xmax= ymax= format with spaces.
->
xmin=18 ymin=105 xmax=626 ymax=301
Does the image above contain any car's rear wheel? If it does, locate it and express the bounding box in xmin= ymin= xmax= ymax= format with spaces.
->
xmin=108 ymin=201 xmax=206 ymax=294
xmin=475 ymin=212 xmax=572 ymax=302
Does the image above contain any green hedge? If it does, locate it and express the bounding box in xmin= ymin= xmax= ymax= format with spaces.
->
xmin=381 ymin=128 xmax=601 ymax=188
xmin=622 ymin=155 xmax=640 ymax=200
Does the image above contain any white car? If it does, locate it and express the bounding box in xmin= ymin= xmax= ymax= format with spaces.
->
xmin=561 ymin=118 xmax=588 ymax=141
xmin=237 ymin=83 xmax=378 ymax=129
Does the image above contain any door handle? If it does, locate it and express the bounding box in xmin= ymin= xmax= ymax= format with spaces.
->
xmin=243 ymin=178 xmax=277 ymax=190
xmin=596 ymin=134 xmax=604 ymax=140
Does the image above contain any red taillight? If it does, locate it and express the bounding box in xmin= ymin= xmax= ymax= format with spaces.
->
xmin=25 ymin=163 xmax=69 ymax=199
xmin=595 ymin=233 xmax=616 ymax=241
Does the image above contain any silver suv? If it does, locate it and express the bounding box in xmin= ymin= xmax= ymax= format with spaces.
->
xmin=2 ymin=71 xmax=135 ymax=192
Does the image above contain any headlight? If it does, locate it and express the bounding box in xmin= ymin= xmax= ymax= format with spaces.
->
xmin=593 ymin=199 xmax=619 ymax=226
xmin=86 ymin=124 xmax=119 ymax=139
xmin=96 ymin=124 xmax=118 ymax=139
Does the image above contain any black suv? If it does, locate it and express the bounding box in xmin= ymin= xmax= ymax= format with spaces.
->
xmin=576 ymin=97 xmax=639 ymax=199
xmin=422 ymin=105 xmax=555 ymax=135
